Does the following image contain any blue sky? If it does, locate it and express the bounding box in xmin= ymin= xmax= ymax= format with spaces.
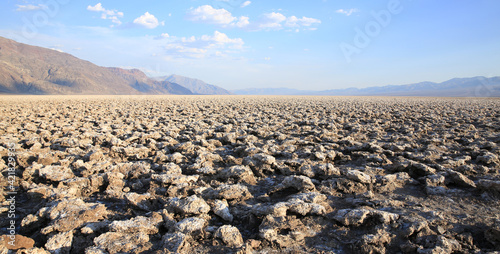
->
xmin=1 ymin=0 xmax=499 ymax=90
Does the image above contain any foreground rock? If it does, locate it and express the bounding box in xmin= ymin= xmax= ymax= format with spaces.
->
xmin=22 ymin=198 xmax=109 ymax=235
xmin=214 ymin=225 xmax=244 ymax=248
xmin=90 ymin=232 xmax=151 ymax=254
xmin=0 ymin=235 xmax=35 ymax=250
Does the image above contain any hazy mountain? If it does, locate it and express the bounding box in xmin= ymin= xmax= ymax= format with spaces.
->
xmin=0 ymin=36 xmax=191 ymax=95
xmin=107 ymin=68 xmax=191 ymax=95
xmin=156 ymin=74 xmax=232 ymax=95
xmin=232 ymin=77 xmax=500 ymax=97
xmin=231 ymin=87 xmax=308 ymax=95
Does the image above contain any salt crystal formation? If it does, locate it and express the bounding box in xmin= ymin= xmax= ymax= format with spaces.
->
xmin=0 ymin=95 xmax=499 ymax=253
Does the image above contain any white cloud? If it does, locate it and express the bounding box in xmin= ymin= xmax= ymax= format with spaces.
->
xmin=181 ymin=36 xmax=197 ymax=43
xmin=187 ymin=5 xmax=234 ymax=25
xmin=336 ymin=9 xmax=358 ymax=16
xmin=16 ymin=4 xmax=45 ymax=11
xmin=87 ymin=3 xmax=105 ymax=12
xmin=284 ymin=16 xmax=299 ymax=28
xmin=134 ymin=12 xmax=164 ymax=29
xmin=259 ymin=12 xmax=287 ymax=29
xmin=236 ymin=16 xmax=250 ymax=28
xmin=256 ymin=12 xmax=321 ymax=31
xmin=201 ymin=31 xmax=244 ymax=49
xmin=186 ymin=5 xmax=249 ymax=28
xmin=162 ymin=31 xmax=244 ymax=59
xmin=264 ymin=57 xmax=271 ymax=61
xmin=154 ymin=33 xmax=170 ymax=40
xmin=285 ymin=16 xmax=321 ymax=27
xmin=241 ymin=1 xmax=251 ymax=8
xmin=186 ymin=5 xmax=319 ymax=32
xmin=87 ymin=3 xmax=124 ymax=25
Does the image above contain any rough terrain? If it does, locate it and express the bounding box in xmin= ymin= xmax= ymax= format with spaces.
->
xmin=0 ymin=95 xmax=499 ymax=254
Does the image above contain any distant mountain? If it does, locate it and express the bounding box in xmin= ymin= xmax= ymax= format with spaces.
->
xmin=231 ymin=87 xmax=307 ymax=95
xmin=0 ymin=36 xmax=191 ymax=95
xmin=108 ymin=68 xmax=191 ymax=95
xmin=232 ymin=77 xmax=500 ymax=97
xmin=156 ymin=74 xmax=232 ymax=95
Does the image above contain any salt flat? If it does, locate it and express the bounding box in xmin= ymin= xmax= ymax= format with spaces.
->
xmin=1 ymin=95 xmax=499 ymax=253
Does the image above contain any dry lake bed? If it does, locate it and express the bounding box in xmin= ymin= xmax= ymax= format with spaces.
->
xmin=0 ymin=95 xmax=499 ymax=253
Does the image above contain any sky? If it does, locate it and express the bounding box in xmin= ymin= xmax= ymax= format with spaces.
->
xmin=0 ymin=0 xmax=499 ymax=90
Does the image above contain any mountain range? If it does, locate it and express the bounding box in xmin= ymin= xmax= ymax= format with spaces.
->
xmin=155 ymin=74 xmax=232 ymax=95
xmin=0 ymin=36 xmax=229 ymax=95
xmin=232 ymin=77 xmax=500 ymax=97
xmin=1 ymin=36 xmax=498 ymax=97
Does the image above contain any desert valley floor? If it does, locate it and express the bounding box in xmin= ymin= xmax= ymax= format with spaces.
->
xmin=0 ymin=95 xmax=499 ymax=253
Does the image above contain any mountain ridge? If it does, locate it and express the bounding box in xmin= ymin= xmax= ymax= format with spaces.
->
xmin=154 ymin=74 xmax=232 ymax=95
xmin=0 ymin=36 xmax=192 ymax=95
xmin=107 ymin=68 xmax=192 ymax=95
xmin=232 ymin=76 xmax=500 ymax=97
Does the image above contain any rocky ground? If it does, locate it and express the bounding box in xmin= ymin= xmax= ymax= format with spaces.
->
xmin=0 ymin=95 xmax=499 ymax=254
